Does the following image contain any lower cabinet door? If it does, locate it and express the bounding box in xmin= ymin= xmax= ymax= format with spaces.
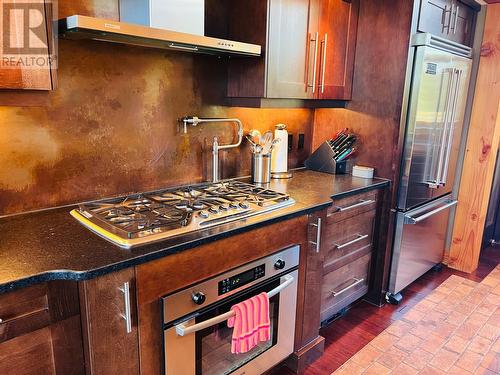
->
xmin=320 ymin=253 xmax=371 ymax=322
xmin=79 ymin=268 xmax=140 ymax=375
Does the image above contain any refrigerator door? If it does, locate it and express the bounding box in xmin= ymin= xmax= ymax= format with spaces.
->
xmin=398 ymin=44 xmax=471 ymax=211
xmin=389 ymin=195 xmax=457 ymax=295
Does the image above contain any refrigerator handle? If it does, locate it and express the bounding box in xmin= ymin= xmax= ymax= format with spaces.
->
xmin=404 ymin=200 xmax=457 ymax=224
xmin=434 ymin=68 xmax=456 ymax=186
xmin=440 ymin=69 xmax=463 ymax=186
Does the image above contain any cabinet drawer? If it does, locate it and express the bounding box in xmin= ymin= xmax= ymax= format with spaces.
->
xmin=323 ymin=210 xmax=375 ymax=273
xmin=418 ymin=0 xmax=475 ymax=46
xmin=0 ymin=284 xmax=50 ymax=343
xmin=418 ymin=0 xmax=451 ymax=37
xmin=327 ymin=190 xmax=378 ymax=223
xmin=320 ymin=253 xmax=371 ymax=322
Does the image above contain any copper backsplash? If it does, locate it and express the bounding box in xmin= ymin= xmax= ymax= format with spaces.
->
xmin=0 ymin=38 xmax=312 ymax=215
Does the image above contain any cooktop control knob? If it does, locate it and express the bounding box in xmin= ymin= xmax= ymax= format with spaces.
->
xmin=191 ymin=292 xmax=206 ymax=305
xmin=239 ymin=201 xmax=250 ymax=209
xmin=229 ymin=202 xmax=239 ymax=209
xmin=198 ymin=210 xmax=209 ymax=219
xmin=219 ymin=204 xmax=229 ymax=211
xmin=274 ymin=259 xmax=286 ymax=270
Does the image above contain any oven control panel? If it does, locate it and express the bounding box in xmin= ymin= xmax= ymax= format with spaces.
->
xmin=162 ymin=245 xmax=299 ymax=323
xmin=218 ymin=264 xmax=265 ymax=295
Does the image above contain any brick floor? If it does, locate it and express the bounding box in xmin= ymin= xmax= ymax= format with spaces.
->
xmin=332 ymin=265 xmax=500 ymax=374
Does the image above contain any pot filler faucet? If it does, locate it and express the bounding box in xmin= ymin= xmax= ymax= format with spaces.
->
xmin=181 ymin=116 xmax=244 ymax=183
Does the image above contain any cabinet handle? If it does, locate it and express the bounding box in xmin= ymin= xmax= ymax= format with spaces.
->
xmin=309 ymin=217 xmax=322 ymax=253
xmin=441 ymin=69 xmax=462 ymax=185
xmin=334 ymin=199 xmax=375 ymax=212
xmin=119 ymin=282 xmax=133 ymax=334
xmin=334 ymin=233 xmax=369 ymax=250
xmin=168 ymin=43 xmax=198 ymax=52
xmin=442 ymin=5 xmax=451 ymax=33
xmin=305 ymin=33 xmax=311 ymax=91
xmin=404 ymin=200 xmax=457 ymax=224
xmin=331 ymin=278 xmax=364 ymax=297
xmin=319 ymin=33 xmax=328 ymax=94
xmin=453 ymin=5 xmax=459 ymax=34
xmin=307 ymin=32 xmax=319 ymax=94
xmin=434 ymin=68 xmax=455 ymax=186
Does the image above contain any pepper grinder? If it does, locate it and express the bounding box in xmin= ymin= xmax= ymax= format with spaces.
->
xmin=271 ymin=124 xmax=293 ymax=179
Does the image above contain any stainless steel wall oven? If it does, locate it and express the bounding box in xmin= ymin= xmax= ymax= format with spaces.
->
xmin=162 ymin=246 xmax=299 ymax=375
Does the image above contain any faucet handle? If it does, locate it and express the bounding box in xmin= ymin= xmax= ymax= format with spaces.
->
xmin=180 ymin=116 xmax=200 ymax=133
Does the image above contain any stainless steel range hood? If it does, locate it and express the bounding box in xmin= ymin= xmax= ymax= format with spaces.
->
xmin=58 ymin=15 xmax=261 ymax=57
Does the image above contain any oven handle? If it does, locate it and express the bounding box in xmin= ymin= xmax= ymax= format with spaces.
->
xmin=174 ymin=274 xmax=295 ymax=337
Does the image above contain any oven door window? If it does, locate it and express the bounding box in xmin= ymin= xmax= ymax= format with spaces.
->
xmin=196 ymin=279 xmax=280 ymax=375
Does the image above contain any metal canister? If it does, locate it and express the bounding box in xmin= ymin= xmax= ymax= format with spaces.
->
xmin=252 ymin=153 xmax=271 ymax=184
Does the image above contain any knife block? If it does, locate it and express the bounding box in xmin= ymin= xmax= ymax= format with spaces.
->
xmin=304 ymin=141 xmax=349 ymax=175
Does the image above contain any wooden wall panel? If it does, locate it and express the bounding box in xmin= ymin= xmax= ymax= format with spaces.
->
xmin=449 ymin=3 xmax=500 ymax=273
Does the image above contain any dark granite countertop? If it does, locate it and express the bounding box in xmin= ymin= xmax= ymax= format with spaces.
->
xmin=0 ymin=169 xmax=389 ymax=294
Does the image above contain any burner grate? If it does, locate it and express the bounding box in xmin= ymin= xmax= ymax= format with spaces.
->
xmin=73 ymin=180 xmax=294 ymax=247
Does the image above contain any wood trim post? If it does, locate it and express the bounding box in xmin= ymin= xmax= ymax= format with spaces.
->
xmin=449 ymin=4 xmax=500 ymax=273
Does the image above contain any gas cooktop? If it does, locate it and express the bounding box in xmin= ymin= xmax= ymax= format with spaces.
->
xmin=70 ymin=181 xmax=295 ymax=248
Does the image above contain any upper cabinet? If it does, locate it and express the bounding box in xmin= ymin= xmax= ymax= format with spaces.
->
xmin=227 ymin=0 xmax=359 ymax=102
xmin=318 ymin=0 xmax=359 ymax=100
xmin=0 ymin=0 xmax=56 ymax=90
xmin=418 ymin=0 xmax=476 ymax=46
xmin=266 ymin=0 xmax=318 ymax=99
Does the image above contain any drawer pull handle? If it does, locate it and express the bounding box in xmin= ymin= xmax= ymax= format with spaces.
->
xmin=309 ymin=217 xmax=322 ymax=253
xmin=334 ymin=234 xmax=369 ymax=249
xmin=119 ymin=282 xmax=133 ymax=334
xmin=331 ymin=278 xmax=364 ymax=297
xmin=404 ymin=200 xmax=457 ymax=224
xmin=335 ymin=199 xmax=375 ymax=212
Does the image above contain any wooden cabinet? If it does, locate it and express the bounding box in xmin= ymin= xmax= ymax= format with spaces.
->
xmin=0 ymin=282 xmax=84 ymax=375
xmin=79 ymin=268 xmax=140 ymax=375
xmin=227 ymin=0 xmax=359 ymax=101
xmin=418 ymin=0 xmax=476 ymax=46
xmin=302 ymin=190 xmax=380 ymax=326
xmin=267 ymin=0 xmax=318 ymax=99
xmin=0 ymin=0 xmax=56 ymax=90
xmin=317 ymin=0 xmax=359 ymax=99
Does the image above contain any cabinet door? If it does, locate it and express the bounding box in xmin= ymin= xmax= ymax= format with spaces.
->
xmin=79 ymin=268 xmax=140 ymax=375
xmin=0 ymin=0 xmax=54 ymax=90
xmin=0 ymin=282 xmax=84 ymax=375
xmin=317 ymin=0 xmax=359 ymax=100
xmin=418 ymin=0 xmax=453 ymax=38
xmin=267 ymin=0 xmax=315 ymax=99
xmin=297 ymin=212 xmax=324 ymax=346
xmin=447 ymin=1 xmax=475 ymax=46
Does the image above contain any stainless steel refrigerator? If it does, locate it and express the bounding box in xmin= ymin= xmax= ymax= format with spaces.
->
xmin=388 ymin=33 xmax=472 ymax=301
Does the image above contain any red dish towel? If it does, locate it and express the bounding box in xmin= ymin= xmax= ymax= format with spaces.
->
xmin=227 ymin=292 xmax=271 ymax=354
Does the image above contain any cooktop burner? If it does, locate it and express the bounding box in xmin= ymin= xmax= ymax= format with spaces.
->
xmin=71 ymin=181 xmax=295 ymax=248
